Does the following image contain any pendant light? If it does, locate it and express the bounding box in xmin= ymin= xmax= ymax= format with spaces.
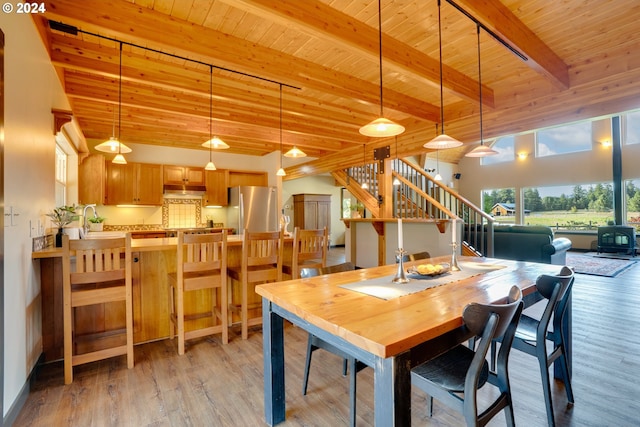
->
xmin=434 ymin=148 xmax=443 ymax=181
xmin=94 ymin=108 xmax=132 ymax=154
xmin=359 ymin=0 xmax=405 ymax=137
xmin=202 ymin=67 xmax=229 ymax=151
xmin=466 ymin=25 xmax=498 ymax=157
xmin=284 ymin=146 xmax=306 ymax=158
xmin=276 ymin=84 xmax=286 ymax=176
xmin=361 ymin=144 xmax=369 ymax=189
xmin=424 ymin=0 xmax=463 ymax=149
xmin=111 ymin=42 xmax=128 ymax=165
xmin=204 ymin=66 xmax=217 ymax=170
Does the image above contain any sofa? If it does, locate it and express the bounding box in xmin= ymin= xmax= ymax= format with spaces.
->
xmin=492 ymin=225 xmax=572 ymax=265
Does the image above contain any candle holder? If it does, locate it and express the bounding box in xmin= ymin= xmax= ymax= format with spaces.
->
xmin=450 ymin=242 xmax=461 ymax=272
xmin=392 ymin=248 xmax=410 ymax=284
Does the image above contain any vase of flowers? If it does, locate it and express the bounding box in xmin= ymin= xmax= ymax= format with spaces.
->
xmin=46 ymin=205 xmax=78 ymax=247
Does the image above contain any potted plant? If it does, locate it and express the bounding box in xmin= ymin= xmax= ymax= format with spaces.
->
xmin=350 ymin=202 xmax=364 ymax=218
xmin=46 ymin=205 xmax=79 ymax=247
xmin=87 ymin=216 xmax=106 ymax=232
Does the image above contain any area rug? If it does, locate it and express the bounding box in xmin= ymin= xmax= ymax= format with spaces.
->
xmin=565 ymin=252 xmax=637 ymax=277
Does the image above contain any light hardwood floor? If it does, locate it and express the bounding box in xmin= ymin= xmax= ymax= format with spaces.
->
xmin=14 ymin=250 xmax=640 ymax=426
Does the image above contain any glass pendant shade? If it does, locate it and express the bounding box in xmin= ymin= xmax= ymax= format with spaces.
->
xmin=95 ymin=136 xmax=132 ymax=153
xmin=276 ymin=167 xmax=286 ymax=176
xmin=284 ymin=146 xmax=306 ymax=158
xmin=424 ymin=133 xmax=463 ymax=149
xmin=434 ymin=173 xmax=443 ymax=181
xmin=359 ymin=117 xmax=405 ymax=137
xmin=205 ymin=161 xmax=216 ymax=171
xmin=361 ymin=182 xmax=369 ymax=189
xmin=112 ymin=153 xmax=127 ymax=164
xmin=202 ymin=136 xmax=229 ymax=149
xmin=392 ymin=176 xmax=401 ymax=186
xmin=466 ymin=144 xmax=498 ymax=157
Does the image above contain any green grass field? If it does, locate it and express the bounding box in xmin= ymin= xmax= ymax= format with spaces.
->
xmin=494 ymin=210 xmax=618 ymax=229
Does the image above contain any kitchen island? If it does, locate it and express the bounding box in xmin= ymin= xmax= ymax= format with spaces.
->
xmin=33 ymin=235 xmax=293 ymax=361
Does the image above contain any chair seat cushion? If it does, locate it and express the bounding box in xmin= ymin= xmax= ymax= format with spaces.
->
xmin=411 ymin=345 xmax=489 ymax=392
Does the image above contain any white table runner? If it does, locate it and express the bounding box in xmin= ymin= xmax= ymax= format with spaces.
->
xmin=339 ymin=261 xmax=507 ymax=300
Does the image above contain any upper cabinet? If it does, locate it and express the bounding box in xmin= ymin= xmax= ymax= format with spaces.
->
xmin=163 ymin=165 xmax=205 ymax=186
xmin=228 ymin=170 xmax=268 ymax=187
xmin=79 ymin=154 xmax=105 ymax=205
xmin=204 ymin=169 xmax=229 ymax=206
xmin=105 ymin=162 xmax=163 ymax=205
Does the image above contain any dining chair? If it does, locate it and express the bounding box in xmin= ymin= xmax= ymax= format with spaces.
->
xmin=168 ymin=230 xmax=228 ymax=355
xmin=228 ymin=229 xmax=284 ymax=339
xmin=399 ymin=250 xmax=431 ymax=263
xmin=282 ymin=227 xmax=328 ymax=280
xmin=411 ymin=286 xmax=523 ymax=427
xmin=61 ymin=233 xmax=134 ymax=384
xmin=491 ymin=266 xmax=575 ymax=427
xmin=301 ymin=262 xmax=365 ymax=427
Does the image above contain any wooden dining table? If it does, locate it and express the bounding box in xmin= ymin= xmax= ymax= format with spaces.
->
xmin=256 ymin=255 xmax=571 ymax=426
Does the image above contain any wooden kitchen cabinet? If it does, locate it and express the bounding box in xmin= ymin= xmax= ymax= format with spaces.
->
xmin=79 ymin=153 xmax=105 ymax=205
xmin=204 ymin=169 xmax=229 ymax=206
xmin=293 ymin=194 xmax=331 ymax=233
xmin=228 ymin=170 xmax=268 ymax=187
xmin=163 ymin=165 xmax=205 ymax=186
xmin=105 ymin=162 xmax=163 ymax=205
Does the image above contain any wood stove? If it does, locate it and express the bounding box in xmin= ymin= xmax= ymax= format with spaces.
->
xmin=597 ymin=225 xmax=637 ymax=255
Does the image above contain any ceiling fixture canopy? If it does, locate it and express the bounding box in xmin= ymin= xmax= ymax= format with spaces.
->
xmin=424 ymin=0 xmax=462 ymax=150
xmin=359 ymin=0 xmax=405 ymax=138
xmin=466 ymin=25 xmax=498 ymax=158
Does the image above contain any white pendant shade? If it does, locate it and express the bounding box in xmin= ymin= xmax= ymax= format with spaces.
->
xmin=205 ymin=161 xmax=216 ymax=170
xmin=202 ymin=136 xmax=230 ymax=149
xmin=95 ymin=137 xmax=132 ymax=153
xmin=361 ymin=182 xmax=369 ymax=189
xmin=392 ymin=176 xmax=401 ymax=186
xmin=465 ymin=144 xmax=498 ymax=157
xmin=284 ymin=146 xmax=306 ymax=158
xmin=276 ymin=167 xmax=286 ymax=176
xmin=423 ymin=133 xmax=463 ymax=149
xmin=359 ymin=117 xmax=405 ymax=137
xmin=434 ymin=173 xmax=443 ymax=181
xmin=112 ymin=153 xmax=127 ymax=164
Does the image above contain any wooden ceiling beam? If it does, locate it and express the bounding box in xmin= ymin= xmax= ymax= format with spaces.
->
xmin=43 ymin=0 xmax=439 ymax=122
xmin=221 ymin=0 xmax=493 ymax=107
xmin=451 ymin=0 xmax=570 ymax=89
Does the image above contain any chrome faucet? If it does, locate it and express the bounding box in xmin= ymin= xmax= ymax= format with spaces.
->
xmin=83 ymin=204 xmax=98 ymax=236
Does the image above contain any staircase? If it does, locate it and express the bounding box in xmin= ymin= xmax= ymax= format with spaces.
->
xmin=333 ymin=158 xmax=495 ymax=257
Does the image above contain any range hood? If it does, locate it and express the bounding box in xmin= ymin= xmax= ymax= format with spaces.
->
xmin=163 ymin=183 xmax=206 ymax=195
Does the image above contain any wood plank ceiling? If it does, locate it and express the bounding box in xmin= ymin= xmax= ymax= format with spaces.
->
xmin=35 ymin=0 xmax=640 ymax=178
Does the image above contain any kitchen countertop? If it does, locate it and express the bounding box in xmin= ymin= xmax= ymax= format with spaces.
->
xmin=32 ymin=234 xmax=291 ymax=259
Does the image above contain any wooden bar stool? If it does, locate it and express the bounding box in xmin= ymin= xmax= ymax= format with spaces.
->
xmin=61 ymin=233 xmax=134 ymax=384
xmin=168 ymin=230 xmax=228 ymax=355
xmin=282 ymin=227 xmax=328 ymax=280
xmin=228 ymin=229 xmax=283 ymax=339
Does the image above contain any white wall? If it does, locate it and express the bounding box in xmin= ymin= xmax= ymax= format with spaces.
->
xmin=1 ymin=14 xmax=71 ymax=416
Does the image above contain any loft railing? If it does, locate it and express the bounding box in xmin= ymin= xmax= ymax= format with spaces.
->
xmin=343 ymin=159 xmax=495 ymax=257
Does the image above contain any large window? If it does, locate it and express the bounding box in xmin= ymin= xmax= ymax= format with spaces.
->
xmin=623 ymin=110 xmax=640 ymax=145
xmin=536 ymin=121 xmax=592 ymax=157
xmin=522 ymin=183 xmax=613 ymax=230
xmin=482 ymin=188 xmax=516 ymax=223
xmin=480 ymin=136 xmax=515 ymax=165
xmin=55 ymin=144 xmax=67 ymax=206
xmin=626 ymin=179 xmax=640 ymax=223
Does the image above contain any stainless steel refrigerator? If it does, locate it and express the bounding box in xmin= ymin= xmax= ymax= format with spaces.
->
xmin=228 ymin=186 xmax=278 ymax=234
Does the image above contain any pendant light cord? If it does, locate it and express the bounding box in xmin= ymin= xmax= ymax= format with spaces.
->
xmin=117 ymin=41 xmax=123 ymax=155
xmin=209 ymin=65 xmax=213 ymax=161
xmin=477 ymin=24 xmax=484 ymax=145
xmin=377 ymin=0 xmax=384 ymax=117
xmin=279 ymin=84 xmax=283 ymax=167
xmin=437 ymin=0 xmax=445 ymax=135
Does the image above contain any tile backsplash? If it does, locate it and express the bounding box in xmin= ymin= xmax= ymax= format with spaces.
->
xmin=163 ymin=198 xmax=201 ymax=228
